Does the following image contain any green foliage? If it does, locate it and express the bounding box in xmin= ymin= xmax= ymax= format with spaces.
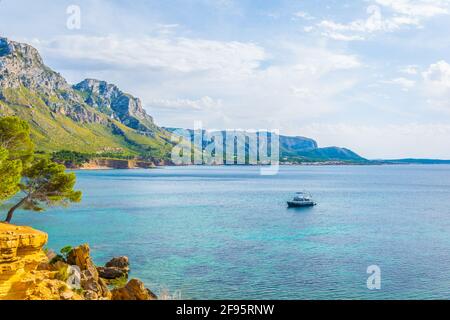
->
xmin=49 ymin=245 xmax=73 ymax=264
xmin=0 ymin=147 xmax=22 ymax=202
xmin=74 ymin=288 xmax=85 ymax=295
xmin=0 ymin=116 xmax=34 ymax=166
xmin=0 ymin=116 xmax=84 ymax=223
xmin=55 ymin=265 xmax=70 ymax=282
xmin=109 ymin=275 xmax=128 ymax=290
xmin=60 ymin=245 xmax=73 ymax=260
xmin=50 ymin=254 xmax=65 ymax=265
xmin=1 ymin=88 xmax=174 ymax=159
xmin=19 ymin=159 xmax=82 ymax=212
xmin=52 ymin=150 xmax=91 ymax=167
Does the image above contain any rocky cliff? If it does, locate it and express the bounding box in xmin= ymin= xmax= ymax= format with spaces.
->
xmin=0 ymin=38 xmax=104 ymax=124
xmin=81 ymin=158 xmax=158 ymax=170
xmin=0 ymin=37 xmax=173 ymax=159
xmin=0 ymin=223 xmax=157 ymax=300
xmin=0 ymin=222 xmax=80 ymax=300
xmin=166 ymin=128 xmax=366 ymax=163
xmin=74 ymin=79 xmax=157 ymax=134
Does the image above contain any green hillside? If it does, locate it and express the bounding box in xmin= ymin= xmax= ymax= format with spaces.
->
xmin=0 ymin=37 xmax=366 ymax=165
xmin=0 ymin=86 xmax=173 ymax=159
xmin=0 ymin=37 xmax=175 ymax=163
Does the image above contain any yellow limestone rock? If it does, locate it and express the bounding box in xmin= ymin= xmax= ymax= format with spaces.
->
xmin=0 ymin=223 xmax=81 ymax=300
xmin=111 ymin=279 xmax=157 ymax=300
xmin=67 ymin=244 xmax=112 ymax=299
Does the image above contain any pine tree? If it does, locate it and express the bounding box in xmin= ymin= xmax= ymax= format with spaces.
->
xmin=0 ymin=147 xmax=22 ymax=202
xmin=4 ymin=159 xmax=82 ymax=223
xmin=0 ymin=116 xmax=34 ymax=167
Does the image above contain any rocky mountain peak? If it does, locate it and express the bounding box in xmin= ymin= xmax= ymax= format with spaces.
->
xmin=0 ymin=37 xmax=67 ymax=92
xmin=0 ymin=37 xmax=107 ymax=124
xmin=74 ymin=79 xmax=156 ymax=133
xmin=0 ymin=36 xmax=162 ymax=136
xmin=0 ymin=37 xmax=43 ymax=65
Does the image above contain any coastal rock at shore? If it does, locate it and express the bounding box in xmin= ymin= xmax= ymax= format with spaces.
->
xmin=0 ymin=224 xmax=157 ymax=300
xmin=111 ymin=279 xmax=157 ymax=300
xmin=97 ymin=266 xmax=127 ymax=280
xmin=97 ymin=256 xmax=129 ymax=280
xmin=67 ymin=244 xmax=111 ymax=299
xmin=0 ymin=223 xmax=81 ymax=300
xmin=106 ymin=256 xmax=129 ymax=269
xmin=81 ymin=158 xmax=157 ymax=170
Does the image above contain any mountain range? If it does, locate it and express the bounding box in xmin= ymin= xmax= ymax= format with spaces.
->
xmin=0 ymin=37 xmax=366 ymax=164
xmin=165 ymin=128 xmax=366 ymax=163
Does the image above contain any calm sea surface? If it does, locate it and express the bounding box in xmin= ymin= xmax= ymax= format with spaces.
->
xmin=12 ymin=165 xmax=450 ymax=299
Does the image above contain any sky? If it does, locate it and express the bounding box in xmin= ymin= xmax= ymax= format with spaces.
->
xmin=1 ymin=0 xmax=450 ymax=159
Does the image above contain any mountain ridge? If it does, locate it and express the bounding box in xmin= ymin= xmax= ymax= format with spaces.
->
xmin=164 ymin=128 xmax=367 ymax=163
xmin=1 ymin=36 xmax=366 ymax=164
xmin=73 ymin=78 xmax=158 ymax=134
xmin=0 ymin=37 xmax=173 ymax=162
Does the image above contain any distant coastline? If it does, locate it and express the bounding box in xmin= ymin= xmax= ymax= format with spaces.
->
xmin=71 ymin=158 xmax=450 ymax=170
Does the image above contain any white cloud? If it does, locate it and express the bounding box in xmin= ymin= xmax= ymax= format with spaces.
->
xmin=31 ymin=35 xmax=363 ymax=120
xmin=154 ymin=24 xmax=180 ymax=35
xmin=4 ymin=0 xmax=450 ymax=159
xmin=145 ymin=43 xmax=363 ymax=130
xmin=32 ymin=35 xmax=266 ymax=76
xmin=382 ymin=77 xmax=416 ymax=91
xmin=286 ymin=45 xmax=362 ymax=74
xmin=321 ymin=31 xmax=366 ymax=41
xmin=400 ymin=65 xmax=419 ymax=75
xmin=375 ymin=0 xmax=450 ymax=18
xmin=317 ymin=5 xmax=418 ymax=41
xmin=297 ymin=122 xmax=450 ymax=159
xmin=422 ymin=60 xmax=450 ymax=109
xmin=290 ymin=87 xmax=314 ymax=98
xmin=294 ymin=11 xmax=315 ymax=20
xmin=316 ymin=1 xmax=450 ymax=41
xmin=423 ymin=60 xmax=450 ymax=88
xmin=147 ymin=96 xmax=222 ymax=111
xmin=30 ymin=35 xmax=366 ymax=154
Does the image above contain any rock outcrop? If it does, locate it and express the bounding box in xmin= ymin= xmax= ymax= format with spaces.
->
xmin=81 ymin=159 xmax=156 ymax=170
xmin=0 ymin=37 xmax=105 ymax=124
xmin=73 ymin=79 xmax=157 ymax=133
xmin=0 ymin=223 xmax=81 ymax=300
xmin=111 ymin=279 xmax=157 ymax=301
xmin=97 ymin=256 xmax=129 ymax=280
xmin=0 ymin=36 xmax=173 ymax=160
xmin=0 ymin=223 xmax=157 ymax=300
xmin=66 ymin=244 xmax=111 ymax=300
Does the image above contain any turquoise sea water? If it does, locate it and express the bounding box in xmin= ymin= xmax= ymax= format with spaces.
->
xmin=11 ymin=165 xmax=450 ymax=299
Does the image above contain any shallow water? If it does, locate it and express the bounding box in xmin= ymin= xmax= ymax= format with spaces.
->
xmin=12 ymin=165 xmax=450 ymax=299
